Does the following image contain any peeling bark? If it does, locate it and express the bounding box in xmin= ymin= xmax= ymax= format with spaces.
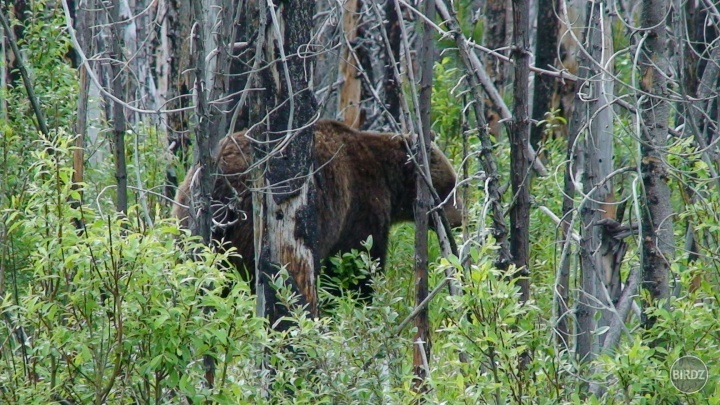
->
xmin=251 ymin=0 xmax=319 ymax=327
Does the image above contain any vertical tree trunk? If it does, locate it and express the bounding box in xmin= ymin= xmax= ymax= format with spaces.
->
xmin=383 ymin=0 xmax=402 ymax=124
xmin=338 ymin=0 xmax=362 ymax=128
xmin=509 ymin=0 xmax=530 ymax=302
xmin=0 ymin=18 xmax=5 ymax=121
xmin=482 ymin=0 xmax=509 ymax=136
xmin=555 ymin=118 xmax=576 ymax=347
xmin=251 ymin=0 xmax=319 ymax=328
xmin=412 ymin=0 xmax=435 ymax=392
xmin=72 ymin=0 xmax=93 ymax=198
xmin=639 ymin=0 xmax=674 ymax=329
xmin=160 ymin=0 xmax=193 ymax=198
xmin=576 ymin=0 xmax=616 ymax=362
xmin=108 ymin=3 xmax=128 ymax=214
xmin=530 ymin=0 xmax=561 ymax=150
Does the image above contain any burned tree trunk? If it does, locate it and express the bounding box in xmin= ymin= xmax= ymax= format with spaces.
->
xmin=383 ymin=0 xmax=402 ymax=124
xmin=108 ymin=2 xmax=128 ymax=214
xmin=638 ymin=0 xmax=674 ymax=329
xmin=483 ymin=0 xmax=509 ymax=136
xmin=509 ymin=0 xmax=531 ymax=302
xmin=412 ymin=0 xmax=435 ymax=392
xmin=250 ymin=0 xmax=319 ymax=327
xmin=530 ymin=0 xmax=561 ymax=150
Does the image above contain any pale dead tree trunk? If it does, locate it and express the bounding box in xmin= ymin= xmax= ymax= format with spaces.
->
xmin=638 ymin=0 xmax=674 ymax=330
xmin=482 ymin=0 xmax=509 ymax=136
xmin=130 ymin=0 xmax=158 ymax=115
xmin=250 ymin=0 xmax=319 ymax=328
xmin=530 ymin=0 xmax=561 ymax=150
xmin=412 ymin=0 xmax=435 ymax=393
xmin=338 ymin=0 xmax=362 ymax=128
xmin=555 ymin=0 xmax=586 ymax=138
xmin=577 ymin=0 xmax=615 ymax=363
xmin=510 ymin=0 xmax=531 ymax=303
xmin=160 ymin=0 xmax=193 ymax=199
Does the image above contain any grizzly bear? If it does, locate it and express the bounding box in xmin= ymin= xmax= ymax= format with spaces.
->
xmin=172 ymin=119 xmax=461 ymax=298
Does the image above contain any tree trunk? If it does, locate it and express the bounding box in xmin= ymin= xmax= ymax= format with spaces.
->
xmin=71 ymin=0 xmax=95 ymax=201
xmin=482 ymin=0 xmax=509 ymax=136
xmin=509 ymin=0 xmax=530 ymax=302
xmin=529 ymin=0 xmax=561 ymax=150
xmin=576 ymin=0 xmax=616 ymax=363
xmin=160 ymin=0 xmax=193 ymax=199
xmin=383 ymin=0 xmax=402 ymax=125
xmin=338 ymin=0 xmax=362 ymax=128
xmin=412 ymin=0 xmax=435 ymax=392
xmin=108 ymin=2 xmax=128 ymax=214
xmin=639 ymin=0 xmax=674 ymax=329
xmin=251 ymin=0 xmax=319 ymax=328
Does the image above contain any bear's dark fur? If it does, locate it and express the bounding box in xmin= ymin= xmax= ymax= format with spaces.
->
xmin=172 ymin=119 xmax=461 ymax=297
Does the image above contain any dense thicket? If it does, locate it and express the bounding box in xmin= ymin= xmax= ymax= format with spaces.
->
xmin=1 ymin=0 xmax=718 ymax=402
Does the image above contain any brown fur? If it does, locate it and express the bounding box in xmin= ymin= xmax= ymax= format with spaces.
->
xmin=172 ymin=119 xmax=461 ymax=295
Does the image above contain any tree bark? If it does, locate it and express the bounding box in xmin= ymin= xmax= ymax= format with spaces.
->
xmin=576 ymin=0 xmax=616 ymax=363
xmin=160 ymin=0 xmax=193 ymax=198
xmin=251 ymin=0 xmax=319 ymax=328
xmin=412 ymin=0 xmax=435 ymax=392
xmin=108 ymin=2 xmax=128 ymax=214
xmin=639 ymin=0 xmax=674 ymax=329
xmin=509 ymin=0 xmax=531 ymax=302
xmin=530 ymin=0 xmax=561 ymax=150
xmin=383 ymin=0 xmax=402 ymax=124
xmin=482 ymin=0 xmax=509 ymax=136
xmin=338 ymin=0 xmax=362 ymax=128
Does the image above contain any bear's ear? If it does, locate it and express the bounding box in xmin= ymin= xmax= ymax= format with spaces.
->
xmin=429 ymin=129 xmax=437 ymax=142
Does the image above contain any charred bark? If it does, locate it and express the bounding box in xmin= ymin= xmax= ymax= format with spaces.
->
xmin=530 ymin=0 xmax=561 ymax=150
xmin=639 ymin=0 xmax=674 ymax=330
xmin=383 ymin=0 xmax=402 ymax=124
xmin=412 ymin=0 xmax=435 ymax=392
xmin=251 ymin=0 xmax=319 ymax=328
xmin=509 ymin=0 xmax=531 ymax=302
xmin=107 ymin=2 xmax=128 ymax=214
xmin=482 ymin=0 xmax=509 ymax=136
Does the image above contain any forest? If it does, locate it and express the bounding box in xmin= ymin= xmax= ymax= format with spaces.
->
xmin=0 ymin=0 xmax=719 ymax=403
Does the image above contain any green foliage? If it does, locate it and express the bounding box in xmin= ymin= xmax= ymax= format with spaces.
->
xmin=324 ymin=237 xmax=375 ymax=293
xmin=0 ymin=132 xmax=260 ymax=403
xmin=8 ymin=0 xmax=77 ymax=132
xmin=591 ymin=281 xmax=720 ymax=403
xmin=2 ymin=6 xmax=720 ymax=403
